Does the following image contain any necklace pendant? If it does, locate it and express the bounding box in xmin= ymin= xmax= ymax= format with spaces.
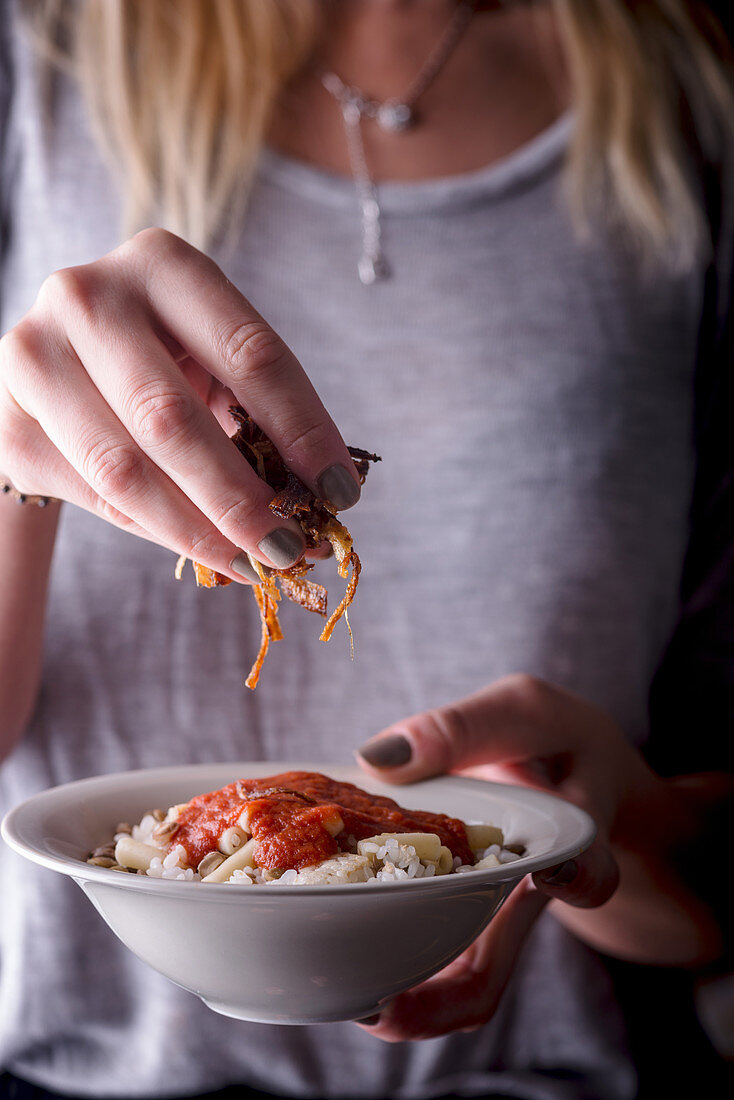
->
xmin=376 ymin=101 xmax=413 ymax=134
xmin=342 ymin=99 xmax=364 ymax=127
xmin=358 ymin=252 xmax=389 ymax=285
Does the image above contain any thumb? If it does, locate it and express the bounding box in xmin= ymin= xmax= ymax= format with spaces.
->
xmin=356 ymin=708 xmax=468 ymax=784
xmin=356 ymin=677 xmax=566 ymax=784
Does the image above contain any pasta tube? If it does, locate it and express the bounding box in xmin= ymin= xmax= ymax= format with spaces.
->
xmin=357 ymin=832 xmax=442 ymax=861
xmin=436 ymin=846 xmax=454 ymax=875
xmin=114 ymin=837 xmax=164 ymax=871
xmin=201 ymin=838 xmax=258 ymax=883
xmin=465 ymin=824 xmax=505 ymax=849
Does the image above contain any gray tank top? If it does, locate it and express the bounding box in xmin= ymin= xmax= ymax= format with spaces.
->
xmin=0 ymin=6 xmax=704 ymax=1098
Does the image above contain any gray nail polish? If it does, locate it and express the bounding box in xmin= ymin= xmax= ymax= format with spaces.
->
xmin=229 ymin=552 xmax=261 ymax=584
xmin=539 ymin=859 xmax=578 ymax=887
xmin=257 ymin=528 xmax=304 ymax=569
xmin=316 ymin=464 xmax=361 ymax=511
xmin=358 ymin=734 xmax=412 ymax=768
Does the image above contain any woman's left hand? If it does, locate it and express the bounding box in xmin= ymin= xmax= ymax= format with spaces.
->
xmin=353 ymin=674 xmax=656 ymax=1041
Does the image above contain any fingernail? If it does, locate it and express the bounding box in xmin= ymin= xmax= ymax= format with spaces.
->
xmin=358 ymin=734 xmax=412 ymax=768
xmin=316 ymin=463 xmax=361 ymax=511
xmin=539 ymin=859 xmax=578 ymax=887
xmin=356 ymin=1014 xmax=381 ymax=1026
xmin=229 ymin=552 xmax=261 ymax=584
xmin=257 ymin=528 xmax=304 ymax=569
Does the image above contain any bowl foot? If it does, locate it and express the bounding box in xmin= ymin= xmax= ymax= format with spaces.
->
xmin=200 ymin=996 xmax=384 ymax=1026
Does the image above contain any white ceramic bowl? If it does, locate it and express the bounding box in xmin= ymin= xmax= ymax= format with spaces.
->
xmin=1 ymin=762 xmax=595 ymax=1024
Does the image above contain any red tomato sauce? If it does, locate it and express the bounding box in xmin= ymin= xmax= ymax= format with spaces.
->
xmin=172 ymin=771 xmax=474 ymax=871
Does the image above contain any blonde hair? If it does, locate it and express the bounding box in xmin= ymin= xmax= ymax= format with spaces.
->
xmin=557 ymin=0 xmax=733 ymax=265
xmin=31 ymin=0 xmax=321 ymax=248
xmin=28 ymin=0 xmax=734 ymax=265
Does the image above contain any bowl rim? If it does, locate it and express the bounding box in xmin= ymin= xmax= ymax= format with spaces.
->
xmin=1 ymin=761 xmax=596 ymax=897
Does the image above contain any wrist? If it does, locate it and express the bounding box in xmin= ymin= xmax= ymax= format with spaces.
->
xmin=610 ymin=755 xmax=678 ymax=852
xmin=1 ymin=478 xmax=61 ymax=508
xmin=0 ymin=492 xmax=61 ymax=585
xmin=612 ymin=764 xmax=734 ymax=855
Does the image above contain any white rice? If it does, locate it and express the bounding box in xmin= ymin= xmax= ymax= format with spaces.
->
xmin=145 ymin=844 xmax=201 ymax=881
xmin=219 ymin=836 xmax=517 ymax=887
xmin=131 ymin=814 xmax=159 ymax=845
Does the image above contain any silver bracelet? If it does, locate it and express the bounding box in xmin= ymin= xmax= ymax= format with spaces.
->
xmin=1 ymin=479 xmax=60 ymax=508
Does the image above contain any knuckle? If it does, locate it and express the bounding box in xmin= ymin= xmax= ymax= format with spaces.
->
xmin=276 ymin=415 xmax=332 ymax=458
xmin=37 ymin=265 xmax=101 ymax=317
xmin=219 ymin=320 xmax=289 ymax=387
xmin=116 ymin=228 xmax=214 ymax=299
xmin=130 ymin=387 xmax=198 ymax=451
xmin=503 ymin=673 xmax=550 ymax=708
xmin=82 ymin=437 xmax=145 ymax=501
xmin=206 ymin=492 xmax=261 ymax=539
xmin=183 ymin=526 xmax=225 ymax=564
xmin=0 ymin=321 xmax=43 ymax=379
xmin=0 ymin=322 xmax=49 ymax=414
xmin=129 ymin=226 xmax=182 ymax=258
xmin=119 ymin=227 xmax=193 ymax=278
xmin=434 ymin=703 xmax=472 ymax=760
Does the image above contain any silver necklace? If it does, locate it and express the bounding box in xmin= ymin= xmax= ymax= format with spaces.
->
xmin=321 ymin=0 xmax=476 ymax=284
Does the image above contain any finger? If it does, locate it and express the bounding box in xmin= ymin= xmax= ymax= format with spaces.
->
xmin=304 ymin=540 xmax=334 ymax=561
xmin=0 ymin=391 xmax=183 ymax=551
xmin=49 ymin=277 xmax=306 ymax=569
xmin=533 ymin=837 xmax=619 ymax=909
xmin=356 ymin=880 xmax=549 ymax=1042
xmin=356 ymin=675 xmax=581 ymax=784
xmin=16 ymin=443 xmax=171 ymax=548
xmin=3 ymin=321 xmax=259 ymax=584
xmin=118 ymin=229 xmax=362 ymax=510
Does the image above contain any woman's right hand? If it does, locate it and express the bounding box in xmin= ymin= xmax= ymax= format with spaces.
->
xmin=0 ymin=228 xmax=361 ymax=583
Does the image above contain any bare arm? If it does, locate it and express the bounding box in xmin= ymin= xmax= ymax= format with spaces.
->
xmin=0 ymin=498 xmax=61 ymax=759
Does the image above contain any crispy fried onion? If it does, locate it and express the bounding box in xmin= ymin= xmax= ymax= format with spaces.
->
xmin=318 ymin=518 xmax=360 ymax=646
xmin=176 ymin=407 xmax=379 ymax=688
xmin=236 ymin=785 xmax=318 ymax=805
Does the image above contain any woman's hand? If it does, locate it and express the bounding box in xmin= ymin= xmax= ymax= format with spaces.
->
xmin=0 ymin=229 xmax=361 ymax=581
xmin=353 ymin=674 xmax=697 ymax=1042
